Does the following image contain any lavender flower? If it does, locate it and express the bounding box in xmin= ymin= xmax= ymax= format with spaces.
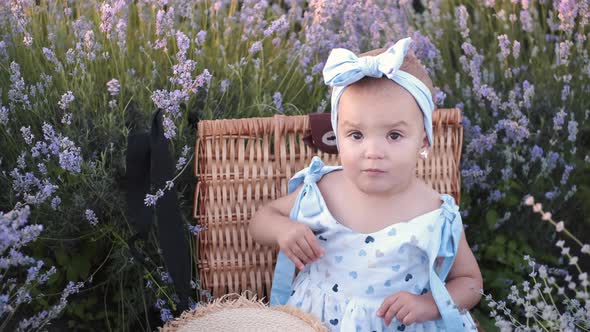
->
xmin=175 ymin=145 xmax=190 ymax=171
xmin=107 ymin=79 xmax=120 ymax=96
xmin=531 ymin=145 xmax=543 ymax=161
xmin=100 ymin=3 xmax=115 ymax=36
xmin=20 ymin=126 xmax=34 ymax=145
xmin=455 ymin=6 xmax=470 ymax=38
xmin=273 ymin=91 xmax=283 ymax=112
xmin=264 ymin=15 xmax=288 ymax=37
xmin=195 ymin=30 xmax=207 ymax=45
xmin=84 ymin=209 xmax=98 ymax=226
xmin=567 ymin=119 xmax=578 ymax=142
xmin=187 ymin=224 xmax=207 ymax=235
xmin=50 ymin=196 xmax=61 ymax=210
xmin=553 ymin=109 xmax=567 ymax=130
xmin=9 ymin=62 xmax=30 ymax=110
xmin=220 ymin=79 xmax=230 ymax=94
xmin=144 ymin=189 xmax=164 ymax=206
xmin=61 ymin=113 xmax=72 ymax=125
xmin=248 ymin=41 xmax=263 ymax=55
xmin=0 ymin=106 xmax=9 ymax=125
xmin=560 ymin=164 xmax=574 ymax=185
xmin=557 ymin=0 xmax=578 ymax=34
xmin=520 ymin=10 xmax=534 ymax=32
xmin=497 ymin=34 xmax=511 ymax=60
xmin=58 ymin=91 xmax=75 ymax=111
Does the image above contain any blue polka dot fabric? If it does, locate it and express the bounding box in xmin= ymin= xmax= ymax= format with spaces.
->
xmin=274 ymin=156 xmax=478 ymax=331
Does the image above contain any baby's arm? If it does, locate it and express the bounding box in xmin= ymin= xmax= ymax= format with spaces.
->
xmin=441 ymin=230 xmax=483 ymax=312
xmin=248 ymin=186 xmax=324 ymax=269
xmin=377 ymin=230 xmax=483 ymax=326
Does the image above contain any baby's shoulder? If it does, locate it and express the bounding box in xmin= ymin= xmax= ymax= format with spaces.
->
xmin=316 ymin=167 xmax=344 ymax=194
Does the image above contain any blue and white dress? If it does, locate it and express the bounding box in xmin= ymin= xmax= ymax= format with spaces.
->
xmin=270 ymin=156 xmax=478 ymax=331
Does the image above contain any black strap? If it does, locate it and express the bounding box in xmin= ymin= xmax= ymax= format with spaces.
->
xmin=150 ymin=110 xmax=190 ymax=312
xmin=125 ymin=109 xmax=191 ymax=313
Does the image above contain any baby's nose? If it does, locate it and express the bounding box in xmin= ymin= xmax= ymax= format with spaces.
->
xmin=364 ymin=140 xmax=385 ymax=159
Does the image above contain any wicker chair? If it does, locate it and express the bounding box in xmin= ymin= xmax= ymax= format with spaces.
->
xmin=193 ymin=108 xmax=463 ymax=301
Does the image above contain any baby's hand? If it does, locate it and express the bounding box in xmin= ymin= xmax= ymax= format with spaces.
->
xmin=276 ymin=222 xmax=325 ymax=270
xmin=376 ymin=291 xmax=439 ymax=327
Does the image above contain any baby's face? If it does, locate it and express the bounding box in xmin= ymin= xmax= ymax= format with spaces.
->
xmin=337 ymin=79 xmax=427 ymax=196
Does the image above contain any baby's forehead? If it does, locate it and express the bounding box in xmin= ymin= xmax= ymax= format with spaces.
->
xmin=338 ymin=79 xmax=424 ymax=125
xmin=344 ymin=77 xmax=398 ymax=95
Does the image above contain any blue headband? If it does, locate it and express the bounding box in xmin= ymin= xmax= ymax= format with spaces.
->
xmin=323 ymin=37 xmax=435 ymax=148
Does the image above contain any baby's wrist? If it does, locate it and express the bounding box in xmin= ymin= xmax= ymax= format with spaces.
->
xmin=419 ymin=293 xmax=441 ymax=321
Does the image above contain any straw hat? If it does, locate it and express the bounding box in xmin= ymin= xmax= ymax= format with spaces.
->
xmin=160 ymin=293 xmax=328 ymax=332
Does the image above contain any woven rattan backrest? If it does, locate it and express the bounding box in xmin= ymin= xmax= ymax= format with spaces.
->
xmin=193 ymin=108 xmax=463 ymax=301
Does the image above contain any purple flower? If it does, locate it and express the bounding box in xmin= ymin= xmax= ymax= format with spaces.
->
xmin=434 ymin=88 xmax=447 ymax=106
xmin=58 ymin=138 xmax=82 ymax=174
xmin=273 ymin=92 xmax=283 ymax=113
xmin=58 ymin=91 xmax=75 ymax=111
xmin=162 ymin=116 xmax=177 ymax=140
xmin=144 ymin=189 xmax=164 ymax=206
xmin=497 ymin=34 xmax=511 ymax=60
xmin=85 ymin=209 xmax=98 ymax=226
xmin=466 ymin=132 xmax=497 ymax=155
xmin=546 ymin=152 xmax=560 ymax=172
xmin=557 ymin=40 xmax=573 ymax=65
xmin=50 ymin=196 xmax=61 ymax=210
xmin=9 ymin=62 xmax=30 ymax=109
xmin=248 ymin=41 xmax=263 ymax=55
xmin=175 ymin=145 xmax=190 ymax=171
xmin=107 ymin=79 xmax=120 ymax=96
xmin=264 ymin=15 xmax=288 ymax=37
xmin=545 ymin=191 xmax=558 ymax=200
xmin=175 ymin=31 xmax=190 ymax=58
xmin=115 ymin=19 xmax=128 ymax=50
xmin=61 ymin=113 xmax=72 ymax=125
xmin=220 ymin=79 xmax=230 ymax=94
xmin=567 ymin=119 xmax=578 ymax=142
xmin=520 ymin=10 xmax=533 ymax=32
xmin=531 ymin=145 xmax=543 ymax=161
xmin=0 ymin=106 xmax=9 ymax=125
xmin=489 ymin=190 xmax=503 ymax=203
xmin=20 ymin=126 xmax=34 ymax=145
xmin=160 ymin=308 xmax=173 ymax=322
xmin=561 ymin=84 xmax=570 ymax=101
xmin=561 ymin=164 xmax=575 ymax=185
xmin=558 ymin=0 xmax=578 ymax=34
xmin=187 ymin=224 xmax=207 ymax=235
xmin=155 ymin=7 xmax=175 ymax=49
xmin=155 ymin=298 xmax=166 ymax=310
xmin=522 ymin=80 xmax=534 ymax=109
xmin=495 ymin=119 xmax=530 ymax=145
xmin=100 ymin=3 xmax=115 ymax=36
xmin=195 ymin=30 xmax=207 ymax=45
xmin=455 ymin=6 xmax=470 ymax=38
xmin=512 ymin=40 xmax=521 ymax=59
xmin=553 ymin=109 xmax=567 ymax=130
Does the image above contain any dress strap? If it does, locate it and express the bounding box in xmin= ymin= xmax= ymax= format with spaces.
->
xmin=428 ymin=194 xmax=465 ymax=331
xmin=270 ymin=156 xmax=341 ymax=305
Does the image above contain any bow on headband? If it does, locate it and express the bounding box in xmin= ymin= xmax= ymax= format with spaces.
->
xmin=322 ymin=37 xmax=435 ymax=148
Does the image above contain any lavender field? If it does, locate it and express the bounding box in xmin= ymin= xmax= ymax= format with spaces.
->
xmin=1 ymin=0 xmax=589 ymax=331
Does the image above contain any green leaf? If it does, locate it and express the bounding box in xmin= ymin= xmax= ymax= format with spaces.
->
xmin=486 ymin=210 xmax=498 ymax=229
xmin=56 ymin=249 xmax=69 ymax=266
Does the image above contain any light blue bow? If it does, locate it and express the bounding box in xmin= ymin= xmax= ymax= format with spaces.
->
xmin=270 ymin=157 xmax=342 ymax=306
xmin=429 ymin=194 xmax=465 ymax=332
xmin=322 ymin=37 xmax=435 ymax=148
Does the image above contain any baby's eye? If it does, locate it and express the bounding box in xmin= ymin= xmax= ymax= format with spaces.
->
xmin=350 ymin=132 xmax=363 ymax=140
xmin=388 ymin=132 xmax=402 ymax=140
